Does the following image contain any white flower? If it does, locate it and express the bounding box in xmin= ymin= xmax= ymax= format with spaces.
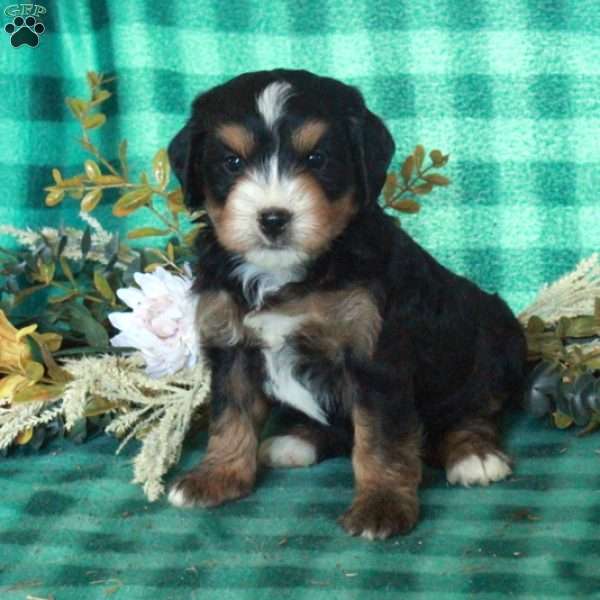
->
xmin=108 ymin=266 xmax=200 ymax=378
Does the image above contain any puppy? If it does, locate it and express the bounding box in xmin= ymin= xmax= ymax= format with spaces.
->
xmin=166 ymin=69 xmax=526 ymax=540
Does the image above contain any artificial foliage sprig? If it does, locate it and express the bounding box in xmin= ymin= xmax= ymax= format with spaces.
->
xmin=0 ymin=218 xmax=125 ymax=352
xmin=383 ymin=145 xmax=450 ymax=215
xmin=523 ymin=306 xmax=600 ymax=434
xmin=43 ymin=71 xmax=195 ymax=254
xmin=521 ymin=256 xmax=600 ymax=435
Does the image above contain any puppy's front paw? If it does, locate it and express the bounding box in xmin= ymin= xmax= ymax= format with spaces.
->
xmin=168 ymin=465 xmax=253 ymax=508
xmin=339 ymin=491 xmax=419 ymax=540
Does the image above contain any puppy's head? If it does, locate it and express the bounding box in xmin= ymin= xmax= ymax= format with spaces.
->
xmin=168 ymin=69 xmax=395 ymax=271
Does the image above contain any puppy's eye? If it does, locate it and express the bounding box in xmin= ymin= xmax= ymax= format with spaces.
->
xmin=305 ymin=151 xmax=325 ymax=170
xmin=223 ymin=155 xmax=243 ymax=173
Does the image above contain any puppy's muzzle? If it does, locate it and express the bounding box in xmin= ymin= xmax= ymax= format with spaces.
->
xmin=259 ymin=209 xmax=292 ymax=240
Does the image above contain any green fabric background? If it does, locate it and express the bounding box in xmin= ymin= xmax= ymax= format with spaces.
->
xmin=1 ymin=1 xmax=599 ymax=598
xmin=2 ymin=0 xmax=599 ymax=311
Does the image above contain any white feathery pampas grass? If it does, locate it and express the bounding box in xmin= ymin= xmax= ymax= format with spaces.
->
xmin=0 ymin=353 xmax=210 ymax=502
xmin=0 ymin=397 xmax=64 ymax=450
xmin=519 ymin=253 xmax=600 ymax=324
xmin=0 ymin=211 xmax=113 ymax=263
xmin=61 ymin=353 xmax=211 ymax=501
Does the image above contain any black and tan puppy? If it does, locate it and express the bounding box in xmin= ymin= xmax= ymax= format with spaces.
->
xmin=166 ymin=69 xmax=526 ymax=540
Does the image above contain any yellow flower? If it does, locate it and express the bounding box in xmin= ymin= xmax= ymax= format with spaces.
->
xmin=0 ymin=310 xmax=65 ymax=402
xmin=0 ymin=309 xmax=37 ymax=373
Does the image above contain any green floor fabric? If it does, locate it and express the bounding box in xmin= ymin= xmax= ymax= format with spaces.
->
xmin=1 ymin=412 xmax=599 ymax=599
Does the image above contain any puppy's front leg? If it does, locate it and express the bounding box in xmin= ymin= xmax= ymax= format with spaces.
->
xmin=340 ymin=380 xmax=422 ymax=540
xmin=169 ymin=347 xmax=270 ymax=508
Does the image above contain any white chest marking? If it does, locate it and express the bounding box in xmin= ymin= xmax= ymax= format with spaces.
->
xmin=232 ymin=258 xmax=305 ymax=308
xmin=244 ymin=311 xmax=327 ymax=424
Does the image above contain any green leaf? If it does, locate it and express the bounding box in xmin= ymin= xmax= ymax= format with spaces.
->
xmin=552 ymin=411 xmax=574 ymax=430
xmin=81 ymin=226 xmax=92 ymax=256
xmin=527 ymin=316 xmax=546 ymax=334
xmin=60 ymin=257 xmax=75 ymax=284
xmin=167 ymin=242 xmax=175 ymax=261
xmin=113 ymin=187 xmax=153 ymax=217
xmin=152 ymin=148 xmax=170 ymax=190
xmin=105 ymin=232 xmax=120 ymax=260
xmin=66 ymin=97 xmax=88 ymax=119
xmin=127 ymin=227 xmax=170 ymax=240
xmin=144 ymin=262 xmax=162 ymax=273
xmin=36 ymin=260 xmax=56 ymax=284
xmin=12 ymin=383 xmax=65 ymax=404
xmin=57 ymin=235 xmax=68 ymax=257
xmin=24 ymin=361 xmax=45 ymax=383
xmin=167 ymin=189 xmax=185 ymax=214
xmin=14 ymin=284 xmax=47 ymax=304
xmin=49 ymin=290 xmax=79 ymax=304
xmin=84 ymin=396 xmax=121 ymax=417
xmin=93 ymin=270 xmax=116 ymax=304
xmin=51 ymin=168 xmax=63 ymax=184
xmin=119 ymin=139 xmax=129 ymax=179
xmin=86 ymin=71 xmax=101 ymax=88
xmin=83 ymin=113 xmax=106 ymax=130
xmin=0 ymin=374 xmax=27 ymax=398
xmin=36 ymin=338 xmax=71 ymax=382
xmin=562 ymin=316 xmax=599 ymax=338
xmin=45 ymin=190 xmax=65 ymax=207
xmin=94 ymin=175 xmax=124 ymax=185
xmin=67 ymin=187 xmax=85 ymax=200
xmin=84 ymin=160 xmax=101 ymax=180
xmin=15 ymin=428 xmax=34 ymax=445
xmin=56 ymin=175 xmax=85 ymax=188
xmin=91 ymin=89 xmax=111 ymax=104
xmin=69 ymin=304 xmax=110 ymax=348
xmin=81 ymin=188 xmax=103 ymax=212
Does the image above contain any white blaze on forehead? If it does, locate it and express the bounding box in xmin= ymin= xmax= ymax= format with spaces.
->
xmin=256 ymin=81 xmax=293 ymax=130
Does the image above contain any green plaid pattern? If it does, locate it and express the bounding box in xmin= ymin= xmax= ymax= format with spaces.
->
xmin=1 ymin=2 xmax=599 ymax=597
xmin=1 ymin=0 xmax=599 ymax=311
xmin=1 ymin=417 xmax=600 ymax=599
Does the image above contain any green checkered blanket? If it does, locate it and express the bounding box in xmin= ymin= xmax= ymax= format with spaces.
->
xmin=1 ymin=1 xmax=599 ymax=598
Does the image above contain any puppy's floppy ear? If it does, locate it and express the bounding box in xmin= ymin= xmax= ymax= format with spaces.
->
xmin=167 ymin=122 xmax=205 ymax=210
xmin=348 ymin=106 xmax=396 ymax=205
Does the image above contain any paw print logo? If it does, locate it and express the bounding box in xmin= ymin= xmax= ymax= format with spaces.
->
xmin=5 ymin=15 xmax=45 ymax=48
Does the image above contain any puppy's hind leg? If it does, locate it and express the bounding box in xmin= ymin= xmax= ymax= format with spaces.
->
xmin=259 ymin=417 xmax=352 ymax=468
xmin=437 ymin=417 xmax=512 ymax=487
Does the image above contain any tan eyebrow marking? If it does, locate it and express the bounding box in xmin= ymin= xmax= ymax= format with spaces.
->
xmin=216 ymin=123 xmax=255 ymax=158
xmin=291 ymin=119 xmax=329 ymax=154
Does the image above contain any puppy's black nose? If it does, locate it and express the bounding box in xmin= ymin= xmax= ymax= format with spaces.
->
xmin=259 ymin=209 xmax=291 ymax=239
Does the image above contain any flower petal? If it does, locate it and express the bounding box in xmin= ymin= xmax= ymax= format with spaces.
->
xmin=133 ymin=271 xmax=168 ymax=298
xmin=116 ymin=287 xmax=145 ymax=308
